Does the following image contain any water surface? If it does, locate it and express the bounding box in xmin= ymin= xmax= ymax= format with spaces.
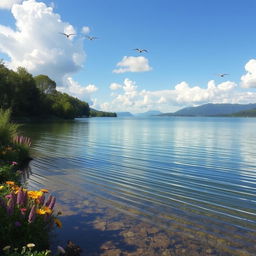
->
xmin=23 ymin=117 xmax=256 ymax=255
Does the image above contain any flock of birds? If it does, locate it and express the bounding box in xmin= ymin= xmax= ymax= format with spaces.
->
xmin=59 ymin=32 xmax=228 ymax=78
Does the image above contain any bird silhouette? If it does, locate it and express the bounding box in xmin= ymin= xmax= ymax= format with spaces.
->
xmin=86 ymin=36 xmax=99 ymax=40
xmin=133 ymin=48 xmax=148 ymax=53
xmin=59 ymin=32 xmax=76 ymax=38
xmin=217 ymin=73 xmax=229 ymax=77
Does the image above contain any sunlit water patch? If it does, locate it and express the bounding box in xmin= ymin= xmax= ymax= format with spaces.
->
xmin=23 ymin=117 xmax=256 ymax=255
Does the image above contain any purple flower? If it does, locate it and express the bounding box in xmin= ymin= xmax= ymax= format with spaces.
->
xmin=49 ymin=196 xmax=56 ymax=210
xmin=7 ymin=196 xmax=15 ymax=216
xmin=45 ymin=195 xmax=53 ymax=207
xmin=15 ymin=221 xmax=21 ymax=227
xmin=39 ymin=194 xmax=45 ymax=205
xmin=17 ymin=187 xmax=24 ymax=206
xmin=28 ymin=205 xmax=36 ymax=223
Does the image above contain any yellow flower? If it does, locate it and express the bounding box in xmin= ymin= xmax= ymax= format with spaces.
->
xmin=28 ymin=190 xmax=43 ymax=200
xmin=36 ymin=206 xmax=52 ymax=215
xmin=54 ymin=218 xmax=62 ymax=228
xmin=44 ymin=206 xmax=52 ymax=214
xmin=40 ymin=189 xmax=49 ymax=193
xmin=36 ymin=208 xmax=46 ymax=215
xmin=0 ymin=186 xmax=4 ymax=190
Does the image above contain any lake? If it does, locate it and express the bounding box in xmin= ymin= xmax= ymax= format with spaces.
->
xmin=22 ymin=117 xmax=256 ymax=256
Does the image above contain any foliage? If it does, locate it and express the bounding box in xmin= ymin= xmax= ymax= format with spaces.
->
xmin=0 ymin=182 xmax=61 ymax=250
xmin=34 ymin=75 xmax=56 ymax=94
xmin=0 ymin=109 xmax=20 ymax=146
xmin=0 ymin=62 xmax=116 ymax=119
xmin=2 ymin=244 xmax=52 ymax=256
xmin=90 ymin=109 xmax=117 ymax=117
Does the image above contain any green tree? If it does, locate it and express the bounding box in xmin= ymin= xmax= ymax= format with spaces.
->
xmin=34 ymin=74 xmax=56 ymax=94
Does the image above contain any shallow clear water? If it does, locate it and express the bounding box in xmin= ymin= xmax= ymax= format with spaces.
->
xmin=23 ymin=117 xmax=256 ymax=255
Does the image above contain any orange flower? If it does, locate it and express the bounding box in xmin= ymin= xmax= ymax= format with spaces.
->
xmin=6 ymin=181 xmax=15 ymax=186
xmin=54 ymin=218 xmax=62 ymax=228
xmin=40 ymin=189 xmax=49 ymax=193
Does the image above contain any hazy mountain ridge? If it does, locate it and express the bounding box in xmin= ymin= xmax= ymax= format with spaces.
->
xmin=160 ymin=103 xmax=256 ymax=116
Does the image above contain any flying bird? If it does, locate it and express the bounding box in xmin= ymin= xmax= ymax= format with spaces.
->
xmin=86 ymin=36 xmax=99 ymax=40
xmin=59 ymin=32 xmax=76 ymax=38
xmin=217 ymin=73 xmax=229 ymax=77
xmin=133 ymin=48 xmax=148 ymax=53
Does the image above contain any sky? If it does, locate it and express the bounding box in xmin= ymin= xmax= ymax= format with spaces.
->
xmin=0 ymin=0 xmax=256 ymax=114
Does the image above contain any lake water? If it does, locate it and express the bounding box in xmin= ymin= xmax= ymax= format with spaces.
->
xmin=23 ymin=117 xmax=256 ymax=256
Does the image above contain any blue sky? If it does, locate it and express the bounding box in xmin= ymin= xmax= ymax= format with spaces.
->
xmin=0 ymin=0 xmax=256 ymax=113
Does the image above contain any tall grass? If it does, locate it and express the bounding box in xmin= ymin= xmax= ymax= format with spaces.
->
xmin=0 ymin=109 xmax=20 ymax=146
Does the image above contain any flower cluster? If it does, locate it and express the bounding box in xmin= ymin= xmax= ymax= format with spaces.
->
xmin=2 ymin=181 xmax=60 ymax=226
xmin=13 ymin=136 xmax=32 ymax=147
xmin=0 ymin=182 xmax=62 ymax=249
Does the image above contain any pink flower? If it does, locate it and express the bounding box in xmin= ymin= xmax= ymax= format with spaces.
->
xmin=12 ymin=161 xmax=18 ymax=165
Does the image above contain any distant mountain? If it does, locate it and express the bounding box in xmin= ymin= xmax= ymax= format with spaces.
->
xmin=161 ymin=103 xmax=256 ymax=116
xmin=135 ymin=110 xmax=163 ymax=117
xmin=116 ymin=112 xmax=134 ymax=117
xmin=228 ymin=108 xmax=256 ymax=117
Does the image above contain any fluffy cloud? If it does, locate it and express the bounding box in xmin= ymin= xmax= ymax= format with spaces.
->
xmin=0 ymin=0 xmax=23 ymax=9
xmin=109 ymin=82 xmax=122 ymax=90
xmin=98 ymin=78 xmax=256 ymax=113
xmin=57 ymin=77 xmax=98 ymax=104
xmin=81 ymin=26 xmax=90 ymax=34
xmin=241 ymin=59 xmax=256 ymax=88
xmin=0 ymin=0 xmax=85 ymax=87
xmin=113 ymin=56 xmax=152 ymax=73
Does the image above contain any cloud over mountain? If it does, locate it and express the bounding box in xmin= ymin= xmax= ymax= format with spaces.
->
xmin=99 ymin=78 xmax=256 ymax=113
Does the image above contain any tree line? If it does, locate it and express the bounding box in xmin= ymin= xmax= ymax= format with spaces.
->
xmin=0 ymin=61 xmax=116 ymax=119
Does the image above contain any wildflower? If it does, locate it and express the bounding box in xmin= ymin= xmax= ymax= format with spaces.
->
xmin=11 ymin=161 xmax=18 ymax=165
xmin=45 ymin=195 xmax=53 ymax=207
xmin=40 ymin=189 xmax=49 ymax=193
xmin=37 ymin=205 xmax=52 ymax=215
xmin=15 ymin=221 xmax=21 ymax=227
xmin=28 ymin=205 xmax=36 ymax=223
xmin=2 ymin=245 xmax=11 ymax=251
xmin=57 ymin=246 xmax=66 ymax=254
xmin=26 ymin=243 xmax=35 ymax=249
xmin=54 ymin=218 xmax=62 ymax=228
xmin=6 ymin=181 xmax=15 ymax=186
xmin=49 ymin=196 xmax=56 ymax=210
xmin=20 ymin=208 xmax=27 ymax=215
xmin=17 ymin=187 xmax=24 ymax=205
xmin=39 ymin=194 xmax=45 ymax=205
xmin=0 ymin=185 xmax=4 ymax=190
xmin=6 ymin=194 xmax=15 ymax=216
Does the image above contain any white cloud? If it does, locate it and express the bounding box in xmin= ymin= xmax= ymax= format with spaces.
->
xmin=99 ymin=78 xmax=256 ymax=113
xmin=0 ymin=0 xmax=85 ymax=87
xmin=109 ymin=82 xmax=122 ymax=90
xmin=113 ymin=56 xmax=152 ymax=73
xmin=57 ymin=77 xmax=98 ymax=105
xmin=81 ymin=26 xmax=90 ymax=35
xmin=0 ymin=0 xmax=23 ymax=9
xmin=241 ymin=59 xmax=256 ymax=88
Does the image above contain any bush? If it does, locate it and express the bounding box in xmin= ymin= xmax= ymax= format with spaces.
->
xmin=0 ymin=109 xmax=20 ymax=146
xmin=0 ymin=182 xmax=61 ymax=250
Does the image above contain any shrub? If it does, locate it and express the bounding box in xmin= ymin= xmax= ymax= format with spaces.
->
xmin=0 ymin=182 xmax=61 ymax=250
xmin=0 ymin=109 xmax=20 ymax=146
